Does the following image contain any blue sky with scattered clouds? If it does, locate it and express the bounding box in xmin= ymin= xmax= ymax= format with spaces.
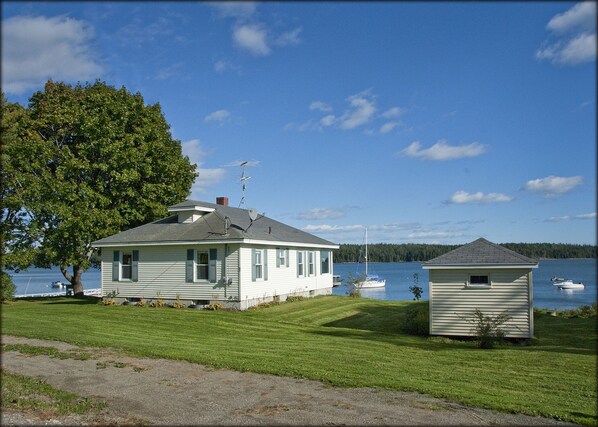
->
xmin=2 ymin=2 xmax=596 ymax=245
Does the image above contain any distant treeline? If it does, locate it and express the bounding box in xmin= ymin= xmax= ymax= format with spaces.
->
xmin=333 ymin=243 xmax=597 ymax=263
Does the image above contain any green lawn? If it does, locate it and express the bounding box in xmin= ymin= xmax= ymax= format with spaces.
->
xmin=2 ymin=296 xmax=596 ymax=425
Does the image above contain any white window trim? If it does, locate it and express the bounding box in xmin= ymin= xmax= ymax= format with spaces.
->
xmin=297 ymin=251 xmax=305 ymax=277
xmin=195 ymin=250 xmax=210 ymax=282
xmin=466 ymin=275 xmax=491 ymax=289
xmin=255 ymin=249 xmax=264 ymax=281
xmin=308 ymin=251 xmax=315 ymax=276
xmin=321 ymin=250 xmax=331 ymax=275
xmin=120 ymin=251 xmax=133 ymax=281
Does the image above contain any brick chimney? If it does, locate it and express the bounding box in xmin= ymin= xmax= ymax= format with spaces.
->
xmin=216 ymin=197 xmax=229 ymax=206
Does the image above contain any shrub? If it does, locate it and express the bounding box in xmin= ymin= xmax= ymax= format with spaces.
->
xmin=150 ymin=292 xmax=165 ymax=308
xmin=171 ymin=294 xmax=185 ymax=309
xmin=101 ymin=290 xmax=117 ymax=306
xmin=463 ymin=309 xmax=511 ymax=349
xmin=400 ymin=302 xmax=429 ymax=336
xmin=285 ymin=295 xmax=304 ymax=303
xmin=408 ymin=273 xmax=423 ymax=301
xmin=348 ymin=288 xmax=361 ymax=298
xmin=1 ymin=272 xmax=17 ymax=302
xmin=205 ymin=302 xmax=223 ymax=311
xmin=136 ymin=297 xmax=146 ymax=307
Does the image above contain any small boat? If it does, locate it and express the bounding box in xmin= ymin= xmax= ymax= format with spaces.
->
xmin=50 ymin=280 xmax=65 ymax=288
xmin=551 ymin=277 xmax=584 ymax=289
xmin=332 ymin=275 xmax=342 ymax=287
xmin=355 ymin=228 xmax=385 ymax=289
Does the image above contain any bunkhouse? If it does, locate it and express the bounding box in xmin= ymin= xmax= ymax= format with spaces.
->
xmin=422 ymin=238 xmax=538 ymax=338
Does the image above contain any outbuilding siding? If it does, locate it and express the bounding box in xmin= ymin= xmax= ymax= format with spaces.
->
xmin=429 ymin=269 xmax=532 ymax=338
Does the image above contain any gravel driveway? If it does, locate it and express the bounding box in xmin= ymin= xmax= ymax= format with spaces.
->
xmin=1 ymin=335 xmax=575 ymax=426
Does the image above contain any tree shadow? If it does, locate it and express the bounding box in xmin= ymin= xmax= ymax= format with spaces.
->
xmin=15 ymin=296 xmax=100 ymax=305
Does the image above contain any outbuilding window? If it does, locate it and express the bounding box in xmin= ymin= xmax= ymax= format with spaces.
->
xmin=320 ymin=250 xmax=330 ymax=274
xmin=468 ymin=275 xmax=491 ymax=288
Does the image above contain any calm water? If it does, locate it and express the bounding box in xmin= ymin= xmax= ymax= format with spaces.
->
xmin=9 ymin=259 xmax=596 ymax=310
xmin=332 ymin=259 xmax=596 ymax=310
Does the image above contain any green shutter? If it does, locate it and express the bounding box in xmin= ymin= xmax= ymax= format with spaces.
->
xmin=209 ymin=248 xmax=217 ymax=283
xmin=285 ymin=248 xmax=289 ymax=267
xmin=186 ymin=249 xmax=194 ymax=283
xmin=112 ymin=250 xmax=120 ymax=281
xmin=251 ymin=248 xmax=256 ymax=282
xmin=263 ymin=249 xmax=268 ymax=281
xmin=132 ymin=250 xmax=139 ymax=282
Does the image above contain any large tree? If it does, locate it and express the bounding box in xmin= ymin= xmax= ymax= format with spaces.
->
xmin=1 ymin=81 xmax=197 ymax=295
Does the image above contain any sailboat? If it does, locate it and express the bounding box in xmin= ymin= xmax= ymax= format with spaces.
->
xmin=355 ymin=228 xmax=386 ymax=289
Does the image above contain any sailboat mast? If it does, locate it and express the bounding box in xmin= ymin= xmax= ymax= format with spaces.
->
xmin=365 ymin=227 xmax=368 ymax=276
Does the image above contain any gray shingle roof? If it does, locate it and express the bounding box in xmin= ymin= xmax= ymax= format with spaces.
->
xmin=423 ymin=238 xmax=537 ymax=266
xmin=92 ymin=200 xmax=338 ymax=248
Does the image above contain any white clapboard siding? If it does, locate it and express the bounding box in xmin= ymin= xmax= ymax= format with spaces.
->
xmin=429 ymin=269 xmax=532 ymax=338
xmin=101 ymin=244 xmax=239 ymax=301
xmin=238 ymin=246 xmax=333 ymax=301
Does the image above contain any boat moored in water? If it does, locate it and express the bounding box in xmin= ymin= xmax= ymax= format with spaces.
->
xmin=551 ymin=277 xmax=584 ymax=290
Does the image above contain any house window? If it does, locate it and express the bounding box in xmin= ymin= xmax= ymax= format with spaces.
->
xmin=297 ymin=251 xmax=304 ymax=276
xmin=279 ymin=249 xmax=286 ymax=266
xmin=308 ymin=251 xmax=315 ymax=276
xmin=122 ymin=252 xmax=132 ymax=280
xmin=321 ymin=250 xmax=330 ymax=274
xmin=468 ymin=275 xmax=490 ymax=288
xmin=196 ymin=251 xmax=209 ymax=280
xmin=255 ymin=250 xmax=263 ymax=279
xmin=252 ymin=248 xmax=267 ymax=281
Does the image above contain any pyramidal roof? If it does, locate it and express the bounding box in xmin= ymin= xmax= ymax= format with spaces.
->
xmin=423 ymin=238 xmax=537 ymax=267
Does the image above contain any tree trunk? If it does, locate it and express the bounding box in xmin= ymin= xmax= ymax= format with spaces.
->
xmin=60 ymin=265 xmax=85 ymax=296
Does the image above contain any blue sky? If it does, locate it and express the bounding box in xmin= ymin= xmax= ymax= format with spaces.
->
xmin=2 ymin=1 xmax=596 ymax=245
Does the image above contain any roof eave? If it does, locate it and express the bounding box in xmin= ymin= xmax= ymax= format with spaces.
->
xmin=423 ymin=263 xmax=539 ymax=270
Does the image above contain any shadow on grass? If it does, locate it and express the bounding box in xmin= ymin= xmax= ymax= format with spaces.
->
xmin=14 ymin=296 xmax=100 ymax=305
xmin=319 ymin=300 xmax=597 ymax=356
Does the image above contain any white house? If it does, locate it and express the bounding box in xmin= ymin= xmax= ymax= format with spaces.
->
xmin=92 ymin=198 xmax=339 ymax=309
xmin=422 ymin=238 xmax=538 ymax=338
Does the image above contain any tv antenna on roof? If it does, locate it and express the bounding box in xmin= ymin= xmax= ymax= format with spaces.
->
xmin=238 ymin=161 xmax=251 ymax=208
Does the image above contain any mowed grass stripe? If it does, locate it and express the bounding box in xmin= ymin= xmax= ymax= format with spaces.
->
xmin=2 ymin=296 xmax=596 ymax=424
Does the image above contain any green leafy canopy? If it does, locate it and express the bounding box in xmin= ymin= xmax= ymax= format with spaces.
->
xmin=1 ymin=81 xmax=197 ymax=294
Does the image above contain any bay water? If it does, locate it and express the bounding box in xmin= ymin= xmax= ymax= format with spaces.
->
xmin=9 ymin=259 xmax=596 ymax=310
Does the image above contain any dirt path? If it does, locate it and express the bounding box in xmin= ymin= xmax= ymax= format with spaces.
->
xmin=1 ymin=335 xmax=575 ymax=426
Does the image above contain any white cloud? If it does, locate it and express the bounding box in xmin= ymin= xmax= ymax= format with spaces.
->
xmin=208 ymin=2 xmax=257 ymax=19
xmin=339 ymin=91 xmax=377 ymax=130
xmin=297 ymin=208 xmax=345 ymax=220
xmin=309 ymin=101 xmax=332 ymax=112
xmin=545 ymin=212 xmax=596 ymax=222
xmin=536 ymin=2 xmax=596 ymax=66
xmin=214 ymin=59 xmax=240 ymax=73
xmin=181 ymin=139 xmax=226 ymax=196
xmin=448 ymin=191 xmax=513 ymax=204
xmin=233 ymin=24 xmax=271 ymax=56
xmin=275 ymin=27 xmax=302 ymax=46
xmin=204 ymin=109 xmax=231 ymax=123
xmin=382 ymin=107 xmax=404 ymax=118
xmin=524 ymin=175 xmax=583 ymax=197
xmin=401 ymin=140 xmax=486 ymax=161
xmin=406 ymin=231 xmax=464 ymax=239
xmin=320 ymin=115 xmax=336 ymax=127
xmin=1 ymin=15 xmax=104 ymax=94
xmin=547 ymin=1 xmax=596 ymax=34
xmin=303 ymin=224 xmax=363 ymax=233
xmin=379 ymin=121 xmax=399 ymax=134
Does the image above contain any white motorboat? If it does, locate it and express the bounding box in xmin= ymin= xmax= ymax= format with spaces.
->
xmin=50 ymin=280 xmax=65 ymax=288
xmin=355 ymin=228 xmax=385 ymax=289
xmin=551 ymin=277 xmax=584 ymax=289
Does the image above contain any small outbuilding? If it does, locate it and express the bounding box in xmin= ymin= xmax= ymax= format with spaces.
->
xmin=422 ymin=238 xmax=538 ymax=338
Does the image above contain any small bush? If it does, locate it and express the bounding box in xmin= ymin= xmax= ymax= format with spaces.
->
xmin=285 ymin=295 xmax=304 ymax=303
xmin=249 ymin=301 xmax=281 ymax=310
xmin=348 ymin=288 xmax=361 ymax=298
xmin=205 ymin=302 xmax=223 ymax=311
xmin=149 ymin=291 xmax=165 ymax=308
xmin=400 ymin=302 xmax=429 ymax=336
xmin=463 ymin=309 xmax=511 ymax=349
xmin=136 ymin=298 xmax=146 ymax=307
xmin=1 ymin=272 xmax=17 ymax=303
xmin=409 ymin=273 xmax=423 ymax=301
xmin=171 ymin=294 xmax=185 ymax=309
